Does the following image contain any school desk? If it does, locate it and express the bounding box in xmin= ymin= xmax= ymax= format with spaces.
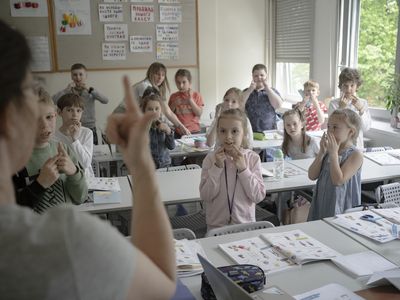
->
xmin=180 ymin=220 xmax=380 ymax=299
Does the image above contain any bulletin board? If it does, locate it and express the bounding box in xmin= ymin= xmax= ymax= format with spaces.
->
xmin=0 ymin=0 xmax=56 ymax=72
xmin=53 ymin=0 xmax=198 ymax=71
xmin=1 ymin=0 xmax=198 ymax=72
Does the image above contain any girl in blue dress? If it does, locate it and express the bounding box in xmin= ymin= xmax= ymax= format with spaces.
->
xmin=308 ymin=109 xmax=363 ymax=220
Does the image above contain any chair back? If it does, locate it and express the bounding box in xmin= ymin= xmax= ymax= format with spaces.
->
xmin=205 ymin=221 xmax=275 ymax=237
xmin=375 ymin=182 xmax=400 ymax=208
xmin=173 ymin=228 xmax=197 ymax=240
xmin=157 ymin=164 xmax=201 ymax=172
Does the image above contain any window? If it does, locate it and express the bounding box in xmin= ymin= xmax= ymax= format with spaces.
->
xmin=357 ymin=0 xmax=398 ymax=109
xmin=274 ymin=0 xmax=314 ymax=101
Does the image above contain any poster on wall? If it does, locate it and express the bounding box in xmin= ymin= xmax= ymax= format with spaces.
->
xmin=99 ymin=4 xmax=124 ymax=22
xmin=54 ymin=0 xmax=91 ymax=35
xmin=26 ymin=36 xmax=51 ymax=71
xmin=131 ymin=5 xmax=154 ymax=22
xmin=156 ymin=24 xmax=178 ymax=41
xmin=159 ymin=5 xmax=181 ymax=23
xmin=102 ymin=43 xmax=126 ymax=60
xmin=10 ymin=0 xmax=48 ymax=17
xmin=104 ymin=24 xmax=128 ymax=41
xmin=130 ymin=36 xmax=153 ymax=52
xmin=156 ymin=42 xmax=178 ymax=60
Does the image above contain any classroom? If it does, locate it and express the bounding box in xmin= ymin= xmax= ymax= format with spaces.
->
xmin=1 ymin=0 xmax=400 ymax=299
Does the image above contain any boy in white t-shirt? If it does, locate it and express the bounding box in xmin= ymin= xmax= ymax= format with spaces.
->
xmin=54 ymin=93 xmax=94 ymax=177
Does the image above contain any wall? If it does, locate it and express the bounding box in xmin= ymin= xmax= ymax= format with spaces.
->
xmin=36 ymin=0 xmax=267 ymax=129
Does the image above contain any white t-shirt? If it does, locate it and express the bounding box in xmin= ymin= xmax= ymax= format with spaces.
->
xmin=0 ymin=204 xmax=136 ymax=300
xmin=287 ymin=135 xmax=320 ymax=159
xmin=54 ymin=127 xmax=94 ymax=178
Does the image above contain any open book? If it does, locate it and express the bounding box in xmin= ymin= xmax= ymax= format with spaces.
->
xmin=174 ymin=239 xmax=206 ymax=277
xmin=218 ymin=230 xmax=339 ymax=274
xmin=331 ymin=210 xmax=398 ymax=243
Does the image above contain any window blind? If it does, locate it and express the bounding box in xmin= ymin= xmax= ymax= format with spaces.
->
xmin=275 ymin=0 xmax=314 ymax=63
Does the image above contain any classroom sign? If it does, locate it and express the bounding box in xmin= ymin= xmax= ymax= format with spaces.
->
xmin=102 ymin=43 xmax=126 ymax=60
xmin=10 ymin=0 xmax=48 ymax=17
xmin=156 ymin=42 xmax=178 ymax=60
xmin=104 ymin=24 xmax=128 ymax=41
xmin=130 ymin=36 xmax=153 ymax=52
xmin=99 ymin=4 xmax=124 ymax=22
xmin=131 ymin=5 xmax=154 ymax=22
xmin=159 ymin=5 xmax=181 ymax=23
xmin=156 ymin=24 xmax=179 ymax=41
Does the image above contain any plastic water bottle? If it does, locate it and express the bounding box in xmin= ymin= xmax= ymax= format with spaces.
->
xmin=273 ymin=149 xmax=284 ymax=179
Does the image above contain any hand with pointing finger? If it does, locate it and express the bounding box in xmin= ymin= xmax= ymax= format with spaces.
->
xmin=57 ymin=143 xmax=77 ymax=176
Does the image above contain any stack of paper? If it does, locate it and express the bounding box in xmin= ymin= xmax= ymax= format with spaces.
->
xmin=175 ymin=239 xmax=206 ymax=277
xmin=367 ymin=269 xmax=400 ymax=290
xmin=364 ymin=151 xmax=400 ymax=165
xmin=87 ymin=177 xmax=122 ymax=204
xmin=331 ymin=251 xmax=398 ymax=278
xmin=294 ymin=283 xmax=364 ymax=300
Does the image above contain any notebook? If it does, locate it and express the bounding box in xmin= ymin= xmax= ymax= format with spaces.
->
xmin=218 ymin=230 xmax=339 ymax=274
xmin=197 ymin=254 xmax=294 ymax=300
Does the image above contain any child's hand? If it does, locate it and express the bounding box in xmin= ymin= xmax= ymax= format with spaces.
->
xmin=249 ymin=80 xmax=257 ymax=90
xmin=262 ymin=79 xmax=270 ymax=90
xmin=215 ymin=104 xmax=223 ymax=118
xmin=67 ymin=82 xmax=75 ymax=90
xmin=180 ymin=125 xmax=191 ymax=136
xmin=319 ymin=132 xmax=328 ymax=155
xmin=214 ymin=147 xmax=226 ymax=168
xmin=338 ymin=93 xmax=349 ymax=109
xmin=158 ymin=122 xmax=172 ymax=135
xmin=37 ymin=155 xmax=60 ymax=188
xmin=326 ymin=132 xmax=339 ymax=156
xmin=57 ymin=143 xmax=77 ymax=176
xmin=69 ymin=120 xmax=81 ymax=141
xmin=229 ymin=145 xmax=246 ymax=172
xmin=350 ymin=96 xmax=364 ymax=112
xmin=106 ymin=76 xmax=158 ymax=169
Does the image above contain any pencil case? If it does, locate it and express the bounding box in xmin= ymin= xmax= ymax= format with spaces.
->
xmin=200 ymin=264 xmax=266 ymax=300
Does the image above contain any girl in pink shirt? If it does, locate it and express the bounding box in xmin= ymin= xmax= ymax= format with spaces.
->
xmin=200 ymin=109 xmax=266 ymax=231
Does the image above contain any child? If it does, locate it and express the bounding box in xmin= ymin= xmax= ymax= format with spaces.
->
xmin=168 ymin=69 xmax=204 ymax=138
xmin=13 ymin=87 xmax=88 ymax=213
xmin=281 ymin=108 xmax=319 ymax=159
xmin=328 ymin=68 xmax=371 ymax=149
xmin=206 ymin=87 xmax=253 ymax=149
xmin=113 ymin=62 xmax=190 ymax=135
xmin=308 ymin=109 xmax=363 ymax=220
xmin=243 ymin=64 xmax=283 ymax=132
xmin=141 ymin=87 xmax=175 ymax=168
xmin=294 ymin=80 xmax=327 ymax=131
xmin=53 ymin=63 xmax=109 ymax=145
xmin=200 ymin=109 xmax=265 ymax=231
xmin=54 ymin=93 xmax=94 ymax=178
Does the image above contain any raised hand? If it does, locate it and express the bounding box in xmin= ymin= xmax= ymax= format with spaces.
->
xmin=319 ymin=132 xmax=328 ymax=155
xmin=37 ymin=155 xmax=60 ymax=188
xmin=69 ymin=120 xmax=81 ymax=141
xmin=338 ymin=93 xmax=349 ymax=109
xmin=57 ymin=143 xmax=77 ymax=176
xmin=249 ymin=80 xmax=257 ymax=90
xmin=214 ymin=147 xmax=226 ymax=168
xmin=350 ymin=95 xmax=364 ymax=112
xmin=326 ymin=132 xmax=339 ymax=156
xmin=106 ymin=76 xmax=158 ymax=169
xmin=229 ymin=145 xmax=246 ymax=172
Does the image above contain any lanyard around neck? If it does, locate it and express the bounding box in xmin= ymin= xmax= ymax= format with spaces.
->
xmin=224 ymin=161 xmax=238 ymax=220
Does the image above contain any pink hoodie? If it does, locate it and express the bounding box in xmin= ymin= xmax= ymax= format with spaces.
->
xmin=200 ymin=148 xmax=266 ymax=230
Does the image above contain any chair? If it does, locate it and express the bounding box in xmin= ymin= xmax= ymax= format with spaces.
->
xmin=375 ymin=182 xmax=400 ymax=208
xmin=157 ymin=164 xmax=201 ymax=172
xmin=173 ymin=228 xmax=196 ymax=240
xmin=170 ymin=210 xmax=207 ymax=238
xmin=205 ymin=221 xmax=275 ymax=238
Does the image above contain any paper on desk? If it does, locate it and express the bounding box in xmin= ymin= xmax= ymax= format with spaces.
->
xmin=331 ymin=251 xmax=398 ymax=278
xmin=294 ymin=283 xmax=364 ymax=300
xmin=174 ymin=239 xmax=206 ymax=277
xmin=87 ymin=177 xmax=121 ymax=192
xmin=367 ymin=269 xmax=400 ymax=290
xmin=262 ymin=167 xmax=274 ymax=177
xmin=93 ymin=191 xmax=121 ymax=204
